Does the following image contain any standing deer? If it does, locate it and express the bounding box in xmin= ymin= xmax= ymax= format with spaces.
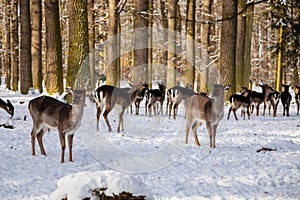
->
xmin=295 ymin=85 xmax=300 ymax=115
xmin=227 ymin=89 xmax=251 ymax=120
xmin=263 ymin=87 xmax=280 ymax=117
xmin=185 ymin=84 xmax=230 ymax=148
xmin=130 ymin=83 xmax=148 ymax=115
xmin=248 ymin=84 xmax=272 ymax=116
xmin=145 ymin=83 xmax=166 ymax=116
xmin=166 ymin=86 xmax=195 ymax=119
xmin=280 ymin=83 xmax=292 ymax=116
xmin=0 ymin=98 xmax=14 ymax=118
xmin=28 ymin=90 xmax=86 ymax=163
xmin=95 ymin=83 xmax=146 ymax=132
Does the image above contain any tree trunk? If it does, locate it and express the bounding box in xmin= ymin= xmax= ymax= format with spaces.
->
xmin=31 ymin=0 xmax=43 ymax=92
xmin=235 ymin=0 xmax=246 ymax=92
xmin=11 ymin=0 xmax=19 ymax=91
xmin=20 ymin=0 xmax=32 ymax=94
xmin=148 ymin=0 xmax=153 ymax=88
xmin=67 ymin=0 xmax=89 ymax=90
xmin=244 ymin=3 xmax=254 ymax=89
xmin=219 ymin=0 xmax=237 ymax=99
xmin=166 ymin=0 xmax=177 ymax=89
xmin=106 ymin=0 xmax=119 ymax=86
xmin=5 ymin=0 xmax=11 ymax=89
xmin=133 ymin=0 xmax=149 ymax=83
xmin=184 ymin=0 xmax=195 ymax=89
xmin=275 ymin=23 xmax=283 ymax=91
xmin=44 ymin=0 xmax=63 ymax=94
xmin=88 ymin=0 xmax=95 ymax=90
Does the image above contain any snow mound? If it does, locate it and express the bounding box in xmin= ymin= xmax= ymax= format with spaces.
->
xmin=50 ymin=170 xmax=153 ymax=200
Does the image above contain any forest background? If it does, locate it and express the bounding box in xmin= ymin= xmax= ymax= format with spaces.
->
xmin=0 ymin=0 xmax=299 ymax=98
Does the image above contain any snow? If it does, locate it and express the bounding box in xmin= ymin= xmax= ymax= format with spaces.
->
xmin=0 ymin=84 xmax=299 ymax=200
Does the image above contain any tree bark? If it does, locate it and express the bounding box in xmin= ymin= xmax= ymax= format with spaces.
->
xmin=31 ymin=0 xmax=43 ymax=92
xmin=67 ymin=0 xmax=89 ymax=89
xmin=219 ymin=0 xmax=237 ymax=99
xmin=166 ymin=0 xmax=177 ymax=89
xmin=88 ymin=0 xmax=95 ymax=90
xmin=11 ymin=0 xmax=18 ymax=91
xmin=184 ymin=0 xmax=195 ymax=89
xmin=133 ymin=0 xmax=149 ymax=83
xmin=20 ymin=0 xmax=32 ymax=94
xmin=45 ymin=0 xmax=63 ymax=94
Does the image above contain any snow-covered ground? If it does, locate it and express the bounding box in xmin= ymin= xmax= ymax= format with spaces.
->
xmin=0 ymin=84 xmax=299 ymax=200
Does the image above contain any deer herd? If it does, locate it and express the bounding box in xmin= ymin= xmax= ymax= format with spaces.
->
xmin=0 ymin=81 xmax=299 ymax=163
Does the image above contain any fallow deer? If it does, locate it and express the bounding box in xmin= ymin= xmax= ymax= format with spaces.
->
xmin=295 ymin=85 xmax=300 ymax=115
xmin=0 ymin=98 xmax=14 ymax=118
xmin=28 ymin=90 xmax=86 ymax=163
xmin=280 ymin=84 xmax=292 ymax=116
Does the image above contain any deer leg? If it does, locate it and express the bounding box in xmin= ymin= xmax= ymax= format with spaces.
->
xmin=247 ymin=107 xmax=251 ymax=120
xmin=103 ymin=108 xmax=112 ymax=132
xmin=256 ymin=104 xmax=260 ymax=116
xmin=185 ymin=119 xmax=192 ymax=144
xmin=135 ymin=100 xmax=140 ymax=115
xmin=67 ymin=134 xmax=74 ymax=162
xmin=168 ymin=101 xmax=173 ymax=119
xmin=37 ymin=128 xmax=47 ymax=156
xmin=263 ymin=103 xmax=266 ymax=116
xmin=192 ymin=121 xmax=201 ymax=146
xmin=227 ymin=107 xmax=232 ymax=120
xmin=153 ymin=104 xmax=157 ymax=116
xmin=96 ymin=106 xmax=102 ymax=131
xmin=58 ymin=133 xmax=66 ymax=163
xmin=205 ymin=121 xmax=213 ymax=148
xmin=173 ymin=103 xmax=178 ymax=119
xmin=166 ymin=98 xmax=169 ymax=115
xmin=117 ymin=110 xmax=125 ymax=132
xmin=31 ymin=129 xmax=37 ymax=156
xmin=210 ymin=123 xmax=218 ymax=148
xmin=233 ymin=108 xmax=239 ymax=121
xmin=287 ymin=103 xmax=290 ymax=116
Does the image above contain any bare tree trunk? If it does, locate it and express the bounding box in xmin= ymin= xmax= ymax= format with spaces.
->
xmin=20 ymin=0 xmax=32 ymax=94
xmin=148 ymin=0 xmax=153 ymax=88
xmin=67 ymin=0 xmax=89 ymax=89
xmin=11 ymin=0 xmax=19 ymax=91
xmin=5 ymin=0 xmax=11 ymax=89
xmin=133 ymin=0 xmax=149 ymax=83
xmin=106 ymin=0 xmax=119 ymax=86
xmin=166 ymin=0 xmax=177 ymax=89
xmin=45 ymin=0 xmax=63 ymax=94
xmin=244 ymin=3 xmax=254 ymax=89
xmin=184 ymin=0 xmax=195 ymax=89
xmin=88 ymin=0 xmax=95 ymax=90
xmin=31 ymin=0 xmax=43 ymax=92
xmin=235 ymin=0 xmax=246 ymax=92
xmin=219 ymin=0 xmax=237 ymax=99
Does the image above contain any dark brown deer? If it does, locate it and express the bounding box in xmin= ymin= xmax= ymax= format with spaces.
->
xmin=0 ymin=98 xmax=14 ymax=118
xmin=185 ymin=85 xmax=230 ymax=148
xmin=248 ymin=84 xmax=272 ymax=116
xmin=166 ymin=86 xmax=195 ymax=119
xmin=227 ymin=89 xmax=251 ymax=120
xmin=94 ymin=84 xmax=146 ymax=132
xmin=28 ymin=90 xmax=86 ymax=163
xmin=295 ymin=85 xmax=300 ymax=115
xmin=145 ymin=83 xmax=166 ymax=116
xmin=130 ymin=83 xmax=148 ymax=115
xmin=280 ymin=84 xmax=292 ymax=116
xmin=263 ymin=87 xmax=280 ymax=117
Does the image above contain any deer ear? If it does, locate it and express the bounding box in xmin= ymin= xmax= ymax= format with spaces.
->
xmin=7 ymin=100 xmax=11 ymax=105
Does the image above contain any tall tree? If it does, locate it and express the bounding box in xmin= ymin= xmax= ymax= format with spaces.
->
xmin=67 ymin=0 xmax=89 ymax=89
xmin=44 ymin=0 xmax=63 ymax=94
xmin=20 ymin=0 xmax=32 ymax=94
xmin=166 ymin=0 xmax=178 ymax=89
xmin=235 ymin=0 xmax=246 ymax=91
xmin=148 ymin=0 xmax=153 ymax=88
xmin=133 ymin=0 xmax=149 ymax=83
xmin=106 ymin=0 xmax=120 ymax=86
xmin=88 ymin=0 xmax=96 ymax=90
xmin=199 ymin=0 xmax=212 ymax=92
xmin=184 ymin=0 xmax=196 ymax=89
xmin=11 ymin=0 xmax=18 ymax=91
xmin=219 ymin=0 xmax=237 ymax=97
xmin=31 ymin=0 xmax=43 ymax=92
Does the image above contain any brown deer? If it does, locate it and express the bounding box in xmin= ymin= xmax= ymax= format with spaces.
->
xmin=280 ymin=83 xmax=292 ymax=116
xmin=263 ymin=87 xmax=280 ymax=117
xmin=166 ymin=86 xmax=195 ymax=119
xmin=295 ymin=85 xmax=300 ymax=115
xmin=94 ymin=83 xmax=146 ymax=132
xmin=145 ymin=83 xmax=166 ymax=116
xmin=28 ymin=90 xmax=86 ymax=163
xmin=248 ymin=84 xmax=272 ymax=116
xmin=0 ymin=98 xmax=14 ymax=118
xmin=185 ymin=84 xmax=230 ymax=148
xmin=227 ymin=88 xmax=251 ymax=120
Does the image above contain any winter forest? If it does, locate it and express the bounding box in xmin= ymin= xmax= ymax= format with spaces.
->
xmin=0 ymin=0 xmax=299 ymax=199
xmin=0 ymin=0 xmax=299 ymax=94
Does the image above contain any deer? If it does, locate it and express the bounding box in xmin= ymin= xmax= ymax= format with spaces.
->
xmin=247 ymin=84 xmax=272 ymax=116
xmin=0 ymin=98 xmax=14 ymax=118
xmin=295 ymin=85 xmax=300 ymax=115
xmin=185 ymin=84 xmax=230 ymax=148
xmin=145 ymin=83 xmax=166 ymax=116
xmin=280 ymin=83 xmax=292 ymax=116
xmin=94 ymin=83 xmax=146 ymax=132
xmin=227 ymin=88 xmax=251 ymax=120
xmin=263 ymin=87 xmax=280 ymax=117
xmin=129 ymin=83 xmax=148 ymax=115
xmin=166 ymin=86 xmax=195 ymax=119
xmin=28 ymin=89 xmax=86 ymax=163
